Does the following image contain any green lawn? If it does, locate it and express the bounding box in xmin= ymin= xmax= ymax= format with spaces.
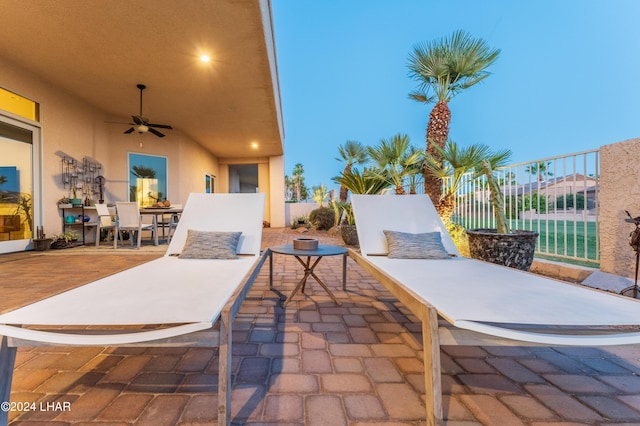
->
xmin=519 ymin=220 xmax=599 ymax=266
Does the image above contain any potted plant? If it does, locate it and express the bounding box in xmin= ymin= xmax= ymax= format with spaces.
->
xmin=466 ymin=160 xmax=539 ymax=271
xmin=329 ymin=200 xmax=357 ymax=244
xmin=51 ymin=230 xmax=80 ymax=249
xmin=291 ymin=215 xmax=310 ymax=230
xmin=57 ymin=196 xmax=72 ymax=208
xmin=70 ymin=188 xmax=82 ymax=207
xmin=331 ymin=167 xmax=392 ymax=246
xmin=33 ymin=237 xmax=53 ymax=251
xmin=338 ymin=202 xmax=359 ymax=246
xmin=423 ymin=141 xmax=512 ymax=256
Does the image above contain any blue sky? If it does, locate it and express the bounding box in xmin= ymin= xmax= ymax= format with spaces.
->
xmin=271 ymin=0 xmax=640 ymax=192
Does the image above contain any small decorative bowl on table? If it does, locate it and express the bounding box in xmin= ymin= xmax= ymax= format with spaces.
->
xmin=293 ymin=238 xmax=318 ymax=250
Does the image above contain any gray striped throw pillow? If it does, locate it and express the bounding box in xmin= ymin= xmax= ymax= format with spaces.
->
xmin=383 ymin=230 xmax=450 ymax=259
xmin=179 ymin=230 xmax=242 ymax=259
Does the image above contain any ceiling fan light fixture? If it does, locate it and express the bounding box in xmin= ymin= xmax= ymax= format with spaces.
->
xmin=107 ymin=84 xmax=172 ymax=138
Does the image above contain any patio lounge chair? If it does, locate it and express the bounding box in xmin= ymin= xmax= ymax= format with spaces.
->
xmin=349 ymin=194 xmax=640 ymax=426
xmin=0 ymin=193 xmax=267 ymax=426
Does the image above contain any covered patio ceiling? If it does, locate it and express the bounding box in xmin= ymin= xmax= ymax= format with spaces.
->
xmin=0 ymin=0 xmax=284 ymax=159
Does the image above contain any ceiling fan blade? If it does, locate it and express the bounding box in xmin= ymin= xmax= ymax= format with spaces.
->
xmin=105 ymin=120 xmax=135 ymax=125
xmin=148 ymin=123 xmax=173 ymax=129
xmin=124 ymin=127 xmax=135 ymax=134
xmin=148 ymin=127 xmax=166 ymax=138
xmin=132 ymin=115 xmax=144 ymax=125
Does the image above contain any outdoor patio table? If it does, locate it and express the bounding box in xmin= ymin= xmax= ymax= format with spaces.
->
xmin=269 ymin=244 xmax=347 ymax=307
xmin=140 ymin=207 xmax=183 ymax=245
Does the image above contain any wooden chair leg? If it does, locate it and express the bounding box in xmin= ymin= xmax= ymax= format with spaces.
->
xmin=423 ymin=306 xmax=443 ymax=426
xmin=218 ymin=311 xmax=232 ymax=425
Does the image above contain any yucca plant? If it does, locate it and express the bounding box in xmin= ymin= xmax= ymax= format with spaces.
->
xmin=311 ymin=184 xmax=329 ymax=207
xmin=479 ymin=159 xmax=510 ymax=234
xmin=330 ymin=200 xmax=354 ymax=226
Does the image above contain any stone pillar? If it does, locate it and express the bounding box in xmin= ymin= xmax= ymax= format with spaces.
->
xmin=599 ymin=138 xmax=640 ymax=278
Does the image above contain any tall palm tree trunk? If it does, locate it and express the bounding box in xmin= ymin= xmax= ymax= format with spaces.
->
xmin=395 ymin=186 xmax=407 ymax=195
xmin=339 ymin=164 xmax=352 ymax=202
xmin=423 ymin=101 xmax=451 ymax=207
xmin=437 ymin=192 xmax=456 ymax=225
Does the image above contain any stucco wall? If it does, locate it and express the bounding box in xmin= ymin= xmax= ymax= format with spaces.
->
xmin=217 ymin=156 xmax=284 ymax=227
xmin=102 ymin=125 xmax=219 ymax=207
xmin=599 ymin=137 xmax=640 ymax=278
xmin=1 ymin=60 xmax=221 ymax=240
xmin=269 ymin=155 xmax=285 ymax=227
xmin=285 ymin=202 xmax=321 ymax=227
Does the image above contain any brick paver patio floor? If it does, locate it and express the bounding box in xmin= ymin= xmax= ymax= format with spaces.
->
xmin=2 ymin=227 xmax=640 ymax=425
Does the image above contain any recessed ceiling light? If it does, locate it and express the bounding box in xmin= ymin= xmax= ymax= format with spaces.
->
xmin=251 ymin=142 xmax=259 ymax=149
xmin=200 ymin=54 xmax=211 ymax=63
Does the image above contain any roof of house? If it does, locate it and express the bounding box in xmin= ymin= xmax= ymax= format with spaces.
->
xmin=503 ymin=174 xmax=598 ymax=196
xmin=0 ymin=0 xmax=283 ymax=159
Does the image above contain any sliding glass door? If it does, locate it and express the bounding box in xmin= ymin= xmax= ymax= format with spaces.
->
xmin=0 ymin=115 xmax=41 ymax=253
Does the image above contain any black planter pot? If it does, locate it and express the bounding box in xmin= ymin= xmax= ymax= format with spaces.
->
xmin=340 ymin=225 xmax=359 ymax=246
xmin=466 ymin=229 xmax=539 ymax=271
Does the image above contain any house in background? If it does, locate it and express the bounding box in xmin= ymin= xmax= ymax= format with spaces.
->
xmin=506 ymin=174 xmax=599 ymax=211
xmin=0 ymin=0 xmax=285 ymax=254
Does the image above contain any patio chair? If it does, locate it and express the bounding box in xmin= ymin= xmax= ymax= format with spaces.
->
xmin=349 ymin=194 xmax=640 ymax=426
xmin=0 ymin=193 xmax=267 ymax=426
xmin=158 ymin=203 xmax=182 ymax=242
xmin=114 ymin=201 xmax=154 ymax=249
xmin=94 ymin=202 xmax=115 ymax=246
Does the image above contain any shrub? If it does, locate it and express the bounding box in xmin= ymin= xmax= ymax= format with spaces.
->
xmin=447 ymin=222 xmax=469 ymax=257
xmin=555 ymin=193 xmax=585 ymax=210
xmin=308 ymin=207 xmax=335 ymax=230
xmin=505 ymin=191 xmax=549 ymax=218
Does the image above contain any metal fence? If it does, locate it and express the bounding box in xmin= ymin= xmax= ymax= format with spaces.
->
xmin=441 ymin=149 xmax=600 ymax=265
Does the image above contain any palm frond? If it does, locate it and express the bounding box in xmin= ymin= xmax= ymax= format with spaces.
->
xmin=407 ymin=30 xmax=500 ymax=103
xmin=332 ymin=167 xmax=391 ymax=195
xmin=424 ymin=140 xmax=512 ymax=196
xmin=335 ymin=140 xmax=368 ymax=164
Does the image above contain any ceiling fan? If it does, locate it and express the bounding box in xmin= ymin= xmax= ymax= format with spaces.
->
xmin=111 ymin=84 xmax=173 ymax=138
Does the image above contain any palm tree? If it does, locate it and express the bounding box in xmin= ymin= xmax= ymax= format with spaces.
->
xmin=423 ymin=140 xmax=511 ymax=224
xmin=284 ymin=175 xmax=293 ymax=201
xmin=407 ymin=30 xmax=500 ymax=205
xmin=525 ymin=161 xmax=553 ymax=182
xmin=406 ymin=167 xmax=423 ymax=194
xmin=292 ymin=163 xmax=304 ymax=202
xmin=367 ymin=133 xmax=423 ymax=195
xmin=335 ymin=140 xmax=368 ymax=202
